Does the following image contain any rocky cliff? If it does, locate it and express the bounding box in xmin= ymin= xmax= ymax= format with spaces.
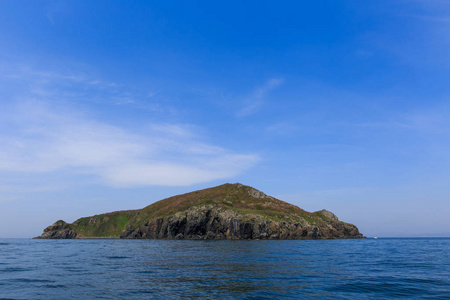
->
xmin=35 ymin=220 xmax=78 ymax=239
xmin=35 ymin=183 xmax=364 ymax=240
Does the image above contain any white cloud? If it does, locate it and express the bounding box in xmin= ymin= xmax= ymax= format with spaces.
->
xmin=0 ymin=64 xmax=259 ymax=190
xmin=0 ymin=101 xmax=259 ymax=188
xmin=236 ymin=78 xmax=284 ymax=117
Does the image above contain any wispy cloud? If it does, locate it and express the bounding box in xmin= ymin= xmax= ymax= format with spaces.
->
xmin=0 ymin=64 xmax=168 ymax=114
xmin=354 ymin=105 xmax=450 ymax=135
xmin=0 ymin=101 xmax=259 ymax=188
xmin=0 ymin=64 xmax=259 ymax=190
xmin=405 ymin=0 xmax=450 ymax=23
xmin=236 ymin=78 xmax=284 ymax=117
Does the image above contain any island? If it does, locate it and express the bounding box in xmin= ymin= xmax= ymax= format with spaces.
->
xmin=35 ymin=183 xmax=364 ymax=239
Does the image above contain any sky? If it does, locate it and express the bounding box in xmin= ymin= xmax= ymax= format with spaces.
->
xmin=1 ymin=0 xmax=450 ymax=238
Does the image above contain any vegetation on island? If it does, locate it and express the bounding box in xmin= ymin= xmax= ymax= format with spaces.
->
xmin=36 ymin=183 xmax=364 ymax=240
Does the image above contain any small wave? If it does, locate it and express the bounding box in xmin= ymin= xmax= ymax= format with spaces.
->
xmin=404 ymin=277 xmax=448 ymax=286
xmin=0 ymin=267 xmax=30 ymax=273
xmin=106 ymin=256 xmax=129 ymax=259
xmin=127 ymin=290 xmax=157 ymax=295
xmin=43 ymin=284 xmax=67 ymax=289
xmin=0 ymin=243 xmax=10 ymax=246
xmin=136 ymin=270 xmax=155 ymax=274
xmin=7 ymin=278 xmax=55 ymax=283
xmin=330 ymin=281 xmax=427 ymax=297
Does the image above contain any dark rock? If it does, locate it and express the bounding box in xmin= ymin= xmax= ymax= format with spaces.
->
xmin=34 ymin=220 xmax=77 ymax=239
xmin=119 ymin=206 xmax=363 ymax=240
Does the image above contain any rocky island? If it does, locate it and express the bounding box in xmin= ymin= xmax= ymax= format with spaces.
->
xmin=35 ymin=183 xmax=364 ymax=240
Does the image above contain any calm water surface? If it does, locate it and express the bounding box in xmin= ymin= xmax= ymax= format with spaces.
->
xmin=0 ymin=238 xmax=449 ymax=299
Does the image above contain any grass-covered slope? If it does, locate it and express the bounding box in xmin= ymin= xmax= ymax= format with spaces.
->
xmin=131 ymin=183 xmax=311 ymax=226
xmin=71 ymin=210 xmax=139 ymax=238
xmin=35 ymin=183 xmax=363 ymax=239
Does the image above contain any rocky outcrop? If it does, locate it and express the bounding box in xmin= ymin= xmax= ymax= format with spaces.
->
xmin=34 ymin=220 xmax=78 ymax=239
xmin=316 ymin=209 xmax=339 ymax=221
xmin=120 ymin=205 xmax=363 ymax=240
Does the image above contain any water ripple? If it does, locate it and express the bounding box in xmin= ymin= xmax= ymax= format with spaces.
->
xmin=0 ymin=238 xmax=448 ymax=299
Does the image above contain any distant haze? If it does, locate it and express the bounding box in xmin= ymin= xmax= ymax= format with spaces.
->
xmin=0 ymin=1 xmax=449 ymax=237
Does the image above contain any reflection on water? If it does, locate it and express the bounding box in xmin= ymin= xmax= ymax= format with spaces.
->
xmin=0 ymin=238 xmax=449 ymax=298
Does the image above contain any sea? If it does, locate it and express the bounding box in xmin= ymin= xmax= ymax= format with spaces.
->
xmin=0 ymin=238 xmax=449 ymax=299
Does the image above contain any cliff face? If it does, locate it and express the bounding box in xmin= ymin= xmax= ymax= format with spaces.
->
xmin=120 ymin=206 xmax=362 ymax=239
xmin=35 ymin=220 xmax=78 ymax=239
xmin=35 ymin=183 xmax=364 ymax=240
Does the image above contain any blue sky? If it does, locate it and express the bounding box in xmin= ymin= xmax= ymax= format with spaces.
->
xmin=1 ymin=1 xmax=450 ymax=237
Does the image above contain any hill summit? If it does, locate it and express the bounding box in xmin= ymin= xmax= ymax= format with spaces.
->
xmin=35 ymin=183 xmax=364 ymax=239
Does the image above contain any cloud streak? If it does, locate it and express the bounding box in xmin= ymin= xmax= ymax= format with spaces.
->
xmin=236 ymin=78 xmax=284 ymax=117
xmin=0 ymin=100 xmax=259 ymax=188
xmin=0 ymin=63 xmax=170 ymax=116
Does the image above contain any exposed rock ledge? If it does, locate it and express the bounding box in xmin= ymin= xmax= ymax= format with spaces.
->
xmin=34 ymin=220 xmax=79 ymax=239
xmin=121 ymin=206 xmax=362 ymax=240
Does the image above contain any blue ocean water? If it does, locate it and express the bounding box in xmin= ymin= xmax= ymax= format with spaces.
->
xmin=0 ymin=238 xmax=449 ymax=299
